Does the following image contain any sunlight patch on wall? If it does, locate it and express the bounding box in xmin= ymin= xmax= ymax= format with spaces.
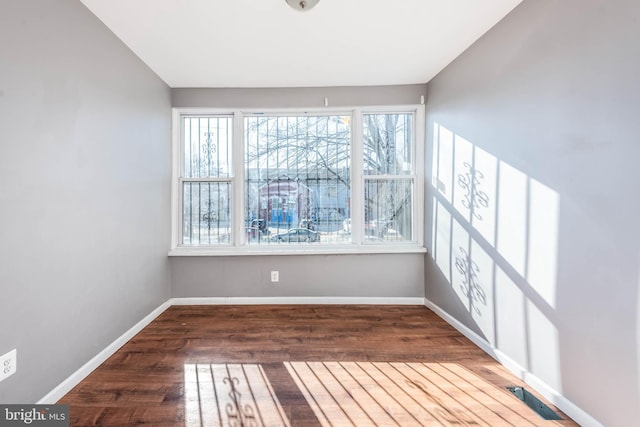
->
xmin=496 ymin=161 xmax=528 ymax=277
xmin=448 ymin=219 xmax=495 ymax=343
xmin=433 ymin=198 xmax=452 ymax=283
xmin=453 ymin=134 xmax=474 ymax=220
xmin=468 ymin=239 xmax=496 ymax=344
xmin=472 ymin=146 xmax=498 ymax=246
xmin=431 ymin=122 xmax=562 ymax=385
xmin=452 ymin=136 xmax=497 ymax=247
xmin=431 ymin=125 xmax=561 ymax=301
xmin=527 ymin=179 xmax=560 ymax=308
xmin=495 ymin=266 xmax=528 ymax=368
xmin=451 ymin=220 xmax=473 ymax=313
xmin=432 ymin=124 xmax=454 ymax=204
xmin=527 ymin=303 xmax=561 ymax=391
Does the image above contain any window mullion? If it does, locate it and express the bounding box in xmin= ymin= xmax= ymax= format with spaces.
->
xmin=351 ymin=109 xmax=364 ymax=244
xmin=233 ymin=111 xmax=245 ymax=247
xmin=361 ymin=174 xmax=416 ymax=181
xmin=182 ymin=177 xmax=231 ymax=183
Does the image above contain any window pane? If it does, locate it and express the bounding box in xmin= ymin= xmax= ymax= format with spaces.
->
xmin=363 ymin=113 xmax=413 ymax=175
xmin=364 ymin=179 xmax=413 ymax=242
xmin=245 ymin=115 xmax=351 ymax=245
xmin=182 ymin=182 xmax=231 ymax=245
xmin=183 ymin=116 xmax=232 ymax=178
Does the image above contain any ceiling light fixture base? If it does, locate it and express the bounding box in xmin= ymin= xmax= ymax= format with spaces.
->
xmin=286 ymin=0 xmax=320 ymax=12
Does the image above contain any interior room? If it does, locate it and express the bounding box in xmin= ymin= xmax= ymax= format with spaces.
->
xmin=1 ymin=0 xmax=638 ymax=426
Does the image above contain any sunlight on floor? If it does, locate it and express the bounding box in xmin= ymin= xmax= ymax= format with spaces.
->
xmin=182 ymin=361 xmax=558 ymax=426
xmin=285 ymin=361 xmax=545 ymax=427
xmin=184 ymin=363 xmax=289 ymax=427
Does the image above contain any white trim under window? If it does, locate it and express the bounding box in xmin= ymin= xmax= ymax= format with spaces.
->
xmin=170 ymin=106 xmax=425 ymax=256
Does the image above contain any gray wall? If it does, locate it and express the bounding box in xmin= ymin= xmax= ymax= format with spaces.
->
xmin=0 ymin=0 xmax=171 ymax=403
xmin=171 ymin=85 xmax=427 ymax=299
xmin=172 ymin=254 xmax=424 ymax=298
xmin=424 ymin=0 xmax=640 ymax=425
xmin=172 ymin=84 xmax=426 ymax=108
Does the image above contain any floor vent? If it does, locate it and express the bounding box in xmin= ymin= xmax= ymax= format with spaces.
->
xmin=507 ymin=386 xmax=562 ymax=420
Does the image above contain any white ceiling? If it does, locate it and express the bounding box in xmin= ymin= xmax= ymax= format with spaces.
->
xmin=80 ymin=0 xmax=523 ymax=88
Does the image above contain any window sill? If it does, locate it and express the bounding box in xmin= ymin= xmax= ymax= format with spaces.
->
xmin=168 ymin=244 xmax=426 ymax=257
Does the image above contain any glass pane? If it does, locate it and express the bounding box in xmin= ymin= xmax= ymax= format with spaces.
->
xmin=182 ymin=182 xmax=231 ymax=245
xmin=245 ymin=115 xmax=351 ymax=245
xmin=363 ymin=113 xmax=413 ymax=175
xmin=183 ymin=116 xmax=233 ymax=178
xmin=364 ymin=179 xmax=413 ymax=242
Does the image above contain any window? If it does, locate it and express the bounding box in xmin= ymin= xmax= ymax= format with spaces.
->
xmin=245 ymin=114 xmax=351 ymax=245
xmin=363 ymin=113 xmax=414 ymax=243
xmin=181 ymin=116 xmax=233 ymax=246
xmin=171 ymin=107 xmax=424 ymax=254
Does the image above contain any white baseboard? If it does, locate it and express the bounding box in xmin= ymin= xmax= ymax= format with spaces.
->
xmin=37 ymin=301 xmax=172 ymax=404
xmin=170 ymin=296 xmax=426 ymax=305
xmin=424 ymin=298 xmax=604 ymax=427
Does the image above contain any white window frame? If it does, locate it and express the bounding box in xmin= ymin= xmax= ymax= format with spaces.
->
xmin=170 ymin=106 xmax=425 ymax=256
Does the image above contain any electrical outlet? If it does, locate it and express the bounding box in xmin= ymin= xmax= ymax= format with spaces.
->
xmin=270 ymin=270 xmax=279 ymax=283
xmin=0 ymin=349 xmax=17 ymax=382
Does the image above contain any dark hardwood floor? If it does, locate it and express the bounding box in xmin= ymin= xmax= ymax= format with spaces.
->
xmin=60 ymin=305 xmax=577 ymax=426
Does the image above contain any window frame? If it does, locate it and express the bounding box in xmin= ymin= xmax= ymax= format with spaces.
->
xmin=170 ymin=106 xmax=425 ymax=256
xmin=179 ymin=114 xmax=235 ymax=247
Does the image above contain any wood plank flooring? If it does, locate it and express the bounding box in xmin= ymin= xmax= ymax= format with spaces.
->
xmin=60 ymin=305 xmax=578 ymax=426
